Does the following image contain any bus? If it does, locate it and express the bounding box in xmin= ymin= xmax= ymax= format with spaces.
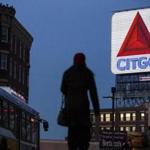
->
xmin=0 ymin=88 xmax=41 ymax=150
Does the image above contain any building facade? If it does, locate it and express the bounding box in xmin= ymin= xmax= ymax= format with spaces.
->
xmin=90 ymin=106 xmax=148 ymax=141
xmin=0 ymin=4 xmax=33 ymax=102
xmin=0 ymin=4 xmax=43 ymax=150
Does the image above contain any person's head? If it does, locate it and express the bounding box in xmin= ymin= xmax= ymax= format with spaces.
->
xmin=73 ymin=52 xmax=86 ymax=66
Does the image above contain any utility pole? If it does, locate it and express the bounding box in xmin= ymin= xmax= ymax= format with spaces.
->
xmin=111 ymin=87 xmax=116 ymax=150
xmin=103 ymin=87 xmax=116 ymax=149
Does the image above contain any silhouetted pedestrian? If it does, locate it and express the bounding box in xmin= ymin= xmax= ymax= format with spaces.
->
xmin=61 ymin=52 xmax=100 ymax=150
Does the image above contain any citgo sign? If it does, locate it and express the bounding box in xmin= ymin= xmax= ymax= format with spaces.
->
xmin=111 ymin=8 xmax=150 ymax=74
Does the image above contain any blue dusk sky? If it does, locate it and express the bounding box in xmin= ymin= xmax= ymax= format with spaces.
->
xmin=1 ymin=0 xmax=150 ymax=139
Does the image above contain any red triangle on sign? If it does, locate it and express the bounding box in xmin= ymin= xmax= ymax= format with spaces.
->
xmin=117 ymin=12 xmax=150 ymax=57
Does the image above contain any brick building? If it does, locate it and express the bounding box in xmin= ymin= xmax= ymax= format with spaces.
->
xmin=0 ymin=4 xmax=33 ymax=102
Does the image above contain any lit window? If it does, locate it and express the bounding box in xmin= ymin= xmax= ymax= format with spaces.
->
xmin=106 ymin=127 xmax=110 ymax=130
xmin=120 ymin=113 xmax=124 ymax=121
xmin=100 ymin=114 xmax=104 ymax=122
xmin=141 ymin=112 xmax=145 ymax=121
xmin=101 ymin=127 xmax=104 ymax=130
xmin=125 ymin=126 xmax=130 ymax=132
xmin=1 ymin=25 xmax=8 ymax=43
xmin=0 ymin=53 xmax=8 ymax=70
xmin=132 ymin=126 xmax=136 ymax=131
xmin=120 ymin=127 xmax=124 ymax=131
xmin=105 ymin=114 xmax=111 ymax=122
xmin=132 ymin=113 xmax=136 ymax=121
xmin=125 ymin=113 xmax=131 ymax=121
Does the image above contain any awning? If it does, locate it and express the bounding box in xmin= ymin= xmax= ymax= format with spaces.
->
xmin=0 ymin=127 xmax=16 ymax=140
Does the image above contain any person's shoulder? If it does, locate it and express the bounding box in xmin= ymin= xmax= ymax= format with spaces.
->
xmin=85 ymin=67 xmax=94 ymax=76
xmin=63 ymin=66 xmax=74 ymax=75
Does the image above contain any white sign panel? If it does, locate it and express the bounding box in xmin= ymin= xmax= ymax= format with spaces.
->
xmin=111 ymin=8 xmax=150 ymax=74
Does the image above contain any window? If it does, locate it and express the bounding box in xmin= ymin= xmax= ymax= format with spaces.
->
xmin=23 ymin=46 xmax=26 ymax=61
xmin=17 ymin=38 xmax=20 ymax=56
xmin=9 ymin=58 xmax=13 ymax=77
xmin=140 ymin=112 xmax=145 ymax=121
xmin=125 ymin=113 xmax=131 ymax=121
xmin=0 ymin=53 xmax=8 ymax=70
xmin=19 ymin=42 xmax=22 ymax=58
xmin=141 ymin=126 xmax=145 ymax=132
xmin=1 ymin=25 xmax=8 ymax=43
xmin=120 ymin=127 xmax=124 ymax=131
xmin=100 ymin=114 xmax=104 ymax=122
xmin=90 ymin=114 xmax=95 ymax=123
xmin=19 ymin=65 xmax=22 ymax=83
xmin=132 ymin=113 xmax=136 ymax=121
xmin=3 ymin=101 xmax=9 ymax=128
xmin=105 ymin=114 xmax=111 ymax=122
xmin=120 ymin=113 xmax=124 ymax=121
xmin=132 ymin=126 xmax=136 ymax=132
xmin=31 ymin=118 xmax=38 ymax=144
xmin=22 ymin=68 xmax=25 ymax=85
xmin=21 ymin=111 xmax=26 ymax=140
xmin=12 ymin=35 xmax=17 ymax=54
xmin=9 ymin=105 xmax=15 ymax=130
xmin=26 ymin=114 xmax=32 ymax=142
xmin=125 ymin=126 xmax=130 ymax=132
xmin=14 ymin=62 xmax=17 ymax=79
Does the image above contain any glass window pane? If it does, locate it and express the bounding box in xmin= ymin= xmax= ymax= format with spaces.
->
xmin=3 ymin=101 xmax=9 ymax=128
xmin=125 ymin=113 xmax=131 ymax=121
xmin=9 ymin=105 xmax=15 ymax=130
xmin=105 ymin=114 xmax=110 ymax=122
xmin=141 ymin=112 xmax=145 ymax=121
xmin=1 ymin=25 xmax=8 ymax=43
xmin=0 ymin=53 xmax=8 ymax=70
xmin=132 ymin=113 xmax=136 ymax=121
xmin=100 ymin=114 xmax=104 ymax=122
xmin=120 ymin=113 xmax=124 ymax=121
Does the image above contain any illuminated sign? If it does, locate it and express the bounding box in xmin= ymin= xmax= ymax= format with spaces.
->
xmin=111 ymin=8 xmax=150 ymax=74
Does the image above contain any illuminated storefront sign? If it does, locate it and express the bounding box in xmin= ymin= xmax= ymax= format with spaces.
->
xmin=111 ymin=8 xmax=150 ymax=74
